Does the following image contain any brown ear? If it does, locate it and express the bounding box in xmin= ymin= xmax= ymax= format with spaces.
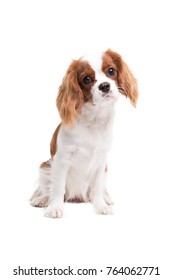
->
xmin=56 ymin=60 xmax=84 ymax=126
xmin=106 ymin=49 xmax=138 ymax=107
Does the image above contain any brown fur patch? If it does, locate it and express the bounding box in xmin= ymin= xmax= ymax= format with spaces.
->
xmin=77 ymin=60 xmax=95 ymax=102
xmin=66 ymin=197 xmax=85 ymax=203
xmin=50 ymin=123 xmax=61 ymax=157
xmin=40 ymin=160 xmax=51 ymax=168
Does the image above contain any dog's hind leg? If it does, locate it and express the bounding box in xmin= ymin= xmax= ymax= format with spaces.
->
xmin=30 ymin=160 xmax=52 ymax=208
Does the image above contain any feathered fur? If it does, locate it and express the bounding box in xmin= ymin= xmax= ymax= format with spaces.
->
xmin=30 ymin=49 xmax=138 ymax=218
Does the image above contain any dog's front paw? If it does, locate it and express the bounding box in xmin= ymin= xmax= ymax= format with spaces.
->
xmin=93 ymin=200 xmax=113 ymax=215
xmin=45 ymin=203 xmax=63 ymax=218
xmin=45 ymin=209 xmax=63 ymax=218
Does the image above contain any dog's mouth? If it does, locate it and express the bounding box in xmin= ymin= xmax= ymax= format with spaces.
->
xmin=101 ymin=90 xmax=115 ymax=98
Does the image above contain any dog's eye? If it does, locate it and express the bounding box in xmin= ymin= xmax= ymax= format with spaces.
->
xmin=83 ymin=76 xmax=92 ymax=84
xmin=108 ymin=68 xmax=115 ymax=76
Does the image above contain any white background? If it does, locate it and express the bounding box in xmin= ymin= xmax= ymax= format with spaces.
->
xmin=0 ymin=0 xmax=173 ymax=279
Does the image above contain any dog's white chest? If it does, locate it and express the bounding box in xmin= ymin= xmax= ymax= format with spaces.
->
xmin=58 ymin=122 xmax=111 ymax=201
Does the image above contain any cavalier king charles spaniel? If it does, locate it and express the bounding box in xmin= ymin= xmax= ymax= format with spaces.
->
xmin=30 ymin=49 xmax=138 ymax=218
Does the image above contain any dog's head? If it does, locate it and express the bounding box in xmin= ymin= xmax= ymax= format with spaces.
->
xmin=57 ymin=49 xmax=138 ymax=126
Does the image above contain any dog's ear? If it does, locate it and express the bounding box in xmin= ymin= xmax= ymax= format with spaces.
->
xmin=56 ymin=60 xmax=84 ymax=126
xmin=106 ymin=49 xmax=138 ymax=107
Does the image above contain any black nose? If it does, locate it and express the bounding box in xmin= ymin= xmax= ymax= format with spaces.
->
xmin=98 ymin=82 xmax=110 ymax=93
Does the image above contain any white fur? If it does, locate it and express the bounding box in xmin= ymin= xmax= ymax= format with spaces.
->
xmin=31 ymin=54 xmax=120 ymax=218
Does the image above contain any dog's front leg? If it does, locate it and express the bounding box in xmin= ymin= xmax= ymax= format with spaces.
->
xmin=91 ymin=165 xmax=113 ymax=215
xmin=45 ymin=156 xmax=69 ymax=218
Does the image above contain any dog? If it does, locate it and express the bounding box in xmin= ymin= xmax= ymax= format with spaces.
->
xmin=30 ymin=49 xmax=138 ymax=218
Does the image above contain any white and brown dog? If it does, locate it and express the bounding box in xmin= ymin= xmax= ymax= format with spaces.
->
xmin=30 ymin=49 xmax=138 ymax=218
